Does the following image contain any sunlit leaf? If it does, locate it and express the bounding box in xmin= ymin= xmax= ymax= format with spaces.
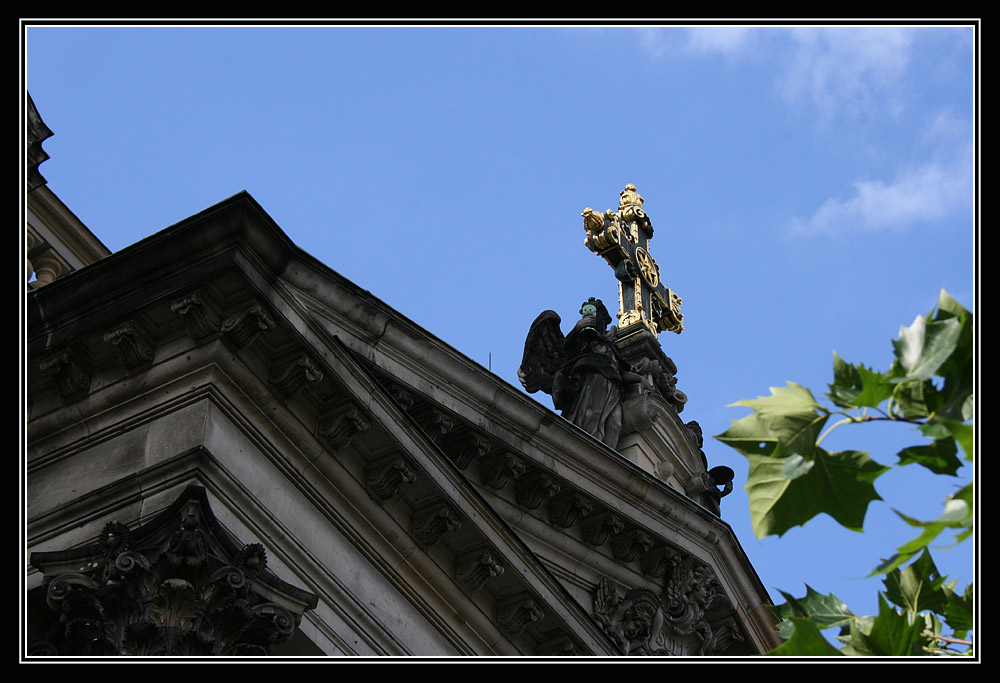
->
xmin=882 ymin=549 xmax=948 ymax=616
xmin=719 ymin=382 xmax=829 ymax=458
xmin=745 ymin=449 xmax=888 ymax=538
xmin=891 ymin=314 xmax=961 ymax=383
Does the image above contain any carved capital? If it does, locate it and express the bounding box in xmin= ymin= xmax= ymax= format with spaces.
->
xmin=364 ymin=453 xmax=417 ymax=500
xmin=455 ymin=549 xmax=504 ymax=592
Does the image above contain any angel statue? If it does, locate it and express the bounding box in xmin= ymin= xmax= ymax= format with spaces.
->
xmin=518 ymin=298 xmax=640 ymax=448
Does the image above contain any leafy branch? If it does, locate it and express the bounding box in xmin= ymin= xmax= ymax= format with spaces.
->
xmin=716 ymin=290 xmax=974 ymax=656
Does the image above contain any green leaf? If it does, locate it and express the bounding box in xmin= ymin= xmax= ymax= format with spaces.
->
xmin=941 ymin=582 xmax=974 ymax=639
xmin=890 ymin=377 xmax=939 ymax=419
xmin=745 ymin=449 xmax=888 ymax=538
xmin=771 ymin=585 xmax=857 ymax=633
xmin=828 ymin=352 xmax=893 ymax=409
xmin=874 ymin=482 xmax=973 ymax=574
xmin=882 ymin=549 xmax=949 ymax=617
xmin=896 ymin=437 xmax=962 ymax=476
xmin=891 ymin=314 xmax=962 ymax=383
xmin=848 ymin=595 xmax=929 ymax=656
xmin=765 ymin=617 xmax=844 ymax=656
xmin=718 ymin=382 xmax=829 ymax=459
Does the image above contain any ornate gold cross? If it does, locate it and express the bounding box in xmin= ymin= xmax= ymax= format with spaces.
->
xmin=582 ymin=184 xmax=684 ymax=337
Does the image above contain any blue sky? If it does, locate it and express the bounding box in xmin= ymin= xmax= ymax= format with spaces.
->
xmin=24 ymin=23 xmax=977 ymax=635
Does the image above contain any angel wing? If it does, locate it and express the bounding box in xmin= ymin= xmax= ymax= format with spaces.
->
xmin=517 ymin=310 xmax=566 ymax=396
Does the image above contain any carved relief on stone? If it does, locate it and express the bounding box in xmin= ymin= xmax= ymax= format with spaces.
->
xmin=514 ymin=469 xmax=560 ymax=510
xmin=220 ymin=301 xmax=275 ymax=349
xmin=317 ymin=401 xmax=370 ymax=451
xmin=364 ymin=453 xmax=417 ymax=500
xmin=495 ymin=593 xmax=544 ymax=637
xmin=478 ymin=450 xmax=525 ymax=490
xmin=39 ymin=346 xmax=92 ymax=401
xmin=29 ymin=487 xmax=317 ymax=656
xmin=591 ymin=569 xmax=743 ymax=657
xmin=455 ymin=549 xmax=505 ymax=592
xmin=662 ymin=556 xmax=742 ymax=655
xmin=171 ymin=290 xmax=221 ymax=341
xmin=103 ymin=320 xmax=154 ymax=371
xmin=269 ymin=353 xmax=324 ymax=400
xmin=411 ymin=501 xmax=462 ymax=546
xmin=548 ymin=489 xmax=592 ymax=529
xmin=580 ymin=509 xmax=624 ymax=547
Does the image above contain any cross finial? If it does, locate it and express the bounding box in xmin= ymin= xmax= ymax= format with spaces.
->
xmin=582 ymin=185 xmax=683 ymax=337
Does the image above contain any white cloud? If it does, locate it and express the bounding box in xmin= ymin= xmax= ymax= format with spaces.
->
xmin=775 ymin=27 xmax=914 ymax=120
xmin=685 ymin=26 xmax=755 ymax=56
xmin=790 ymin=147 xmax=973 ymax=236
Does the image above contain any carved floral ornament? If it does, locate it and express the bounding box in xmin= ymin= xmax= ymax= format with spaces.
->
xmin=29 ymin=486 xmax=318 ymax=657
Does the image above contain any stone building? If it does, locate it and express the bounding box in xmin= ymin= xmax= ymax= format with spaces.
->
xmin=24 ymin=96 xmax=781 ymax=658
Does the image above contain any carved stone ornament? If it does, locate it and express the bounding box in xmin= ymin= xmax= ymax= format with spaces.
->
xmin=611 ymin=527 xmax=653 ymax=563
xmin=495 ymin=593 xmax=544 ymax=637
xmin=270 ymin=352 xmax=324 ymax=400
xmin=421 ymin=410 xmax=455 ymax=445
xmin=455 ymin=549 xmax=505 ymax=592
xmin=171 ymin=291 xmax=221 ymax=341
xmin=514 ymin=469 xmax=560 ymax=510
xmin=39 ymin=346 xmax=92 ymax=401
xmin=364 ymin=453 xmax=417 ymax=500
xmin=592 ymin=566 xmax=744 ymax=656
xmin=103 ymin=320 xmax=154 ymax=371
xmin=411 ymin=501 xmax=462 ymax=546
xmin=318 ymin=401 xmax=370 ymax=451
xmin=580 ymin=509 xmax=624 ymax=547
xmin=478 ymin=450 xmax=525 ymax=490
xmin=220 ymin=301 xmax=275 ymax=349
xmin=28 ymin=486 xmax=318 ymax=656
xmin=548 ymin=489 xmax=592 ymax=529
xmin=448 ymin=433 xmax=491 ymax=470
